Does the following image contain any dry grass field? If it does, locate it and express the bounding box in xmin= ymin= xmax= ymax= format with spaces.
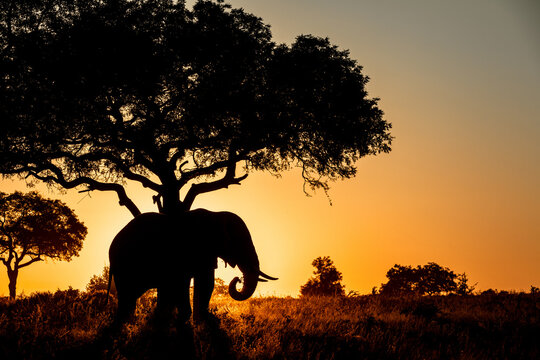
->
xmin=0 ymin=289 xmax=538 ymax=359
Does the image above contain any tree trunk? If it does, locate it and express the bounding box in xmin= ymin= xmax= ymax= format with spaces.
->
xmin=7 ymin=268 xmax=18 ymax=300
xmin=161 ymin=186 xmax=183 ymax=214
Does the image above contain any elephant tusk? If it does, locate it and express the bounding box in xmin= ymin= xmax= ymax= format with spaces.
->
xmin=259 ymin=270 xmax=278 ymax=281
xmin=258 ymin=277 xmax=268 ymax=282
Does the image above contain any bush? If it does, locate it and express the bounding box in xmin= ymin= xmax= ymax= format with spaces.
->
xmin=379 ymin=262 xmax=474 ymax=296
xmin=86 ymin=266 xmax=116 ymax=295
xmin=300 ymin=256 xmax=345 ymax=297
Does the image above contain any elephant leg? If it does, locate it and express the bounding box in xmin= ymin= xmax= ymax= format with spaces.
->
xmin=156 ymin=286 xmax=176 ymax=322
xmin=176 ymin=277 xmax=192 ymax=323
xmin=116 ymin=292 xmax=137 ymax=324
xmin=193 ymin=269 xmax=215 ymax=322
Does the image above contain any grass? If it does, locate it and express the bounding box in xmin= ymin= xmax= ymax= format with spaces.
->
xmin=0 ymin=289 xmax=538 ymax=359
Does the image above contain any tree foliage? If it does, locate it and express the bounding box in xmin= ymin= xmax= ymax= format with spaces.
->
xmin=0 ymin=191 xmax=87 ymax=298
xmin=0 ymin=0 xmax=392 ymax=216
xmin=379 ymin=262 xmax=474 ymax=296
xmin=300 ymin=256 xmax=345 ymax=297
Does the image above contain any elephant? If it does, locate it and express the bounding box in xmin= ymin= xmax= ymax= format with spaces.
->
xmin=107 ymin=208 xmax=277 ymax=323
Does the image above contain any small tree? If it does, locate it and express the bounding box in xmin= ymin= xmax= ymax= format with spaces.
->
xmin=455 ymin=272 xmax=475 ymax=295
xmin=379 ymin=264 xmax=419 ymax=295
xmin=300 ymin=256 xmax=345 ymax=297
xmin=213 ymin=277 xmax=229 ymax=297
xmin=416 ymin=262 xmax=457 ymax=295
xmin=86 ymin=265 xmax=116 ymax=295
xmin=0 ymin=191 xmax=87 ymax=299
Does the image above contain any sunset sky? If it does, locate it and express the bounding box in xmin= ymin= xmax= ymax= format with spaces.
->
xmin=1 ymin=0 xmax=539 ymax=297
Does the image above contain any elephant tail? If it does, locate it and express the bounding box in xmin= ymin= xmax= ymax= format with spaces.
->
xmin=106 ymin=267 xmax=113 ymax=305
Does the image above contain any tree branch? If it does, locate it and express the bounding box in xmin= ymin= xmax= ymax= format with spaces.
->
xmin=152 ymin=194 xmax=164 ymax=212
xmin=178 ymin=149 xmax=249 ymax=187
xmin=182 ymin=157 xmax=248 ymax=211
xmin=18 ymin=256 xmax=42 ymax=269
xmin=57 ymin=150 xmax=162 ymax=193
xmin=27 ymin=164 xmax=142 ymax=217
xmin=179 ymin=158 xmax=231 ymax=184
xmin=178 ymin=160 xmax=189 ymax=173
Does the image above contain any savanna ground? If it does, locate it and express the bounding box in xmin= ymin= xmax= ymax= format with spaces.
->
xmin=0 ymin=290 xmax=538 ymax=359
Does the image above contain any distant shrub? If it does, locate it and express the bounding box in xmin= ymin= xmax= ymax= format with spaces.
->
xmin=300 ymin=256 xmax=345 ymax=297
xmin=213 ymin=278 xmax=229 ymax=297
xmin=86 ymin=266 xmax=116 ymax=295
xmin=379 ymin=262 xmax=474 ymax=296
xmin=481 ymin=289 xmax=498 ymax=296
xmin=456 ymin=272 xmax=476 ymax=295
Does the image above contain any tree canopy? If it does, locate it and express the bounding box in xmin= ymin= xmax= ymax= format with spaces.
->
xmin=0 ymin=0 xmax=392 ymax=216
xmin=300 ymin=256 xmax=345 ymax=297
xmin=0 ymin=191 xmax=87 ymax=298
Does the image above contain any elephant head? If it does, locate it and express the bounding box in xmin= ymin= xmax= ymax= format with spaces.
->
xmin=188 ymin=209 xmax=278 ymax=301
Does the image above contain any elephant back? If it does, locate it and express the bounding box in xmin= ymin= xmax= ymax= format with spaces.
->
xmin=110 ymin=213 xmax=180 ymax=268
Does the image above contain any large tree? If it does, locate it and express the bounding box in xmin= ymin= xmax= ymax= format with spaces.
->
xmin=0 ymin=0 xmax=392 ymax=216
xmin=0 ymin=191 xmax=87 ymax=299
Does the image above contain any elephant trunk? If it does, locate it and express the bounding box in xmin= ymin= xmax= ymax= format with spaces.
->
xmin=229 ymin=268 xmax=259 ymax=301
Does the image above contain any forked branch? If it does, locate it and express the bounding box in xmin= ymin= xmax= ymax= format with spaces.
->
xmin=182 ymin=159 xmax=248 ymax=211
xmin=26 ymin=164 xmax=142 ymax=217
xmin=18 ymin=256 xmax=43 ymax=269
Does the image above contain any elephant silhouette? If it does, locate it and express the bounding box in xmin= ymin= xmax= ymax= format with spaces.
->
xmin=107 ymin=208 xmax=277 ymax=323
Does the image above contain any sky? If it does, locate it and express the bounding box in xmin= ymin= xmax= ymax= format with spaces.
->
xmin=1 ymin=0 xmax=539 ymax=297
